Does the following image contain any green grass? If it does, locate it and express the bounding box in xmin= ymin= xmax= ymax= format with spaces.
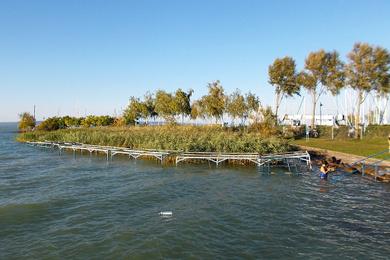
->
xmin=293 ymin=137 xmax=388 ymax=159
xmin=17 ymin=125 xmax=293 ymax=154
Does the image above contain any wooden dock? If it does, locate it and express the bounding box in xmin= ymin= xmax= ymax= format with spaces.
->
xmin=26 ymin=141 xmax=312 ymax=172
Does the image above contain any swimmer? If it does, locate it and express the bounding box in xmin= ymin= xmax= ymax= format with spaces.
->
xmin=320 ymin=163 xmax=330 ymax=179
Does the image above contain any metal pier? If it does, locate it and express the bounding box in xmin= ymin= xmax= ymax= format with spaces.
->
xmin=349 ymin=149 xmax=390 ymax=181
xmin=26 ymin=141 xmax=171 ymax=162
xmin=176 ymin=152 xmax=259 ymax=165
xmin=176 ymin=150 xmax=312 ymax=172
xmin=26 ymin=141 xmax=312 ymax=173
xmin=258 ymin=151 xmax=312 ymax=172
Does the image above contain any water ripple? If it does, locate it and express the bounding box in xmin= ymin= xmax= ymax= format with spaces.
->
xmin=0 ymin=123 xmax=389 ymax=259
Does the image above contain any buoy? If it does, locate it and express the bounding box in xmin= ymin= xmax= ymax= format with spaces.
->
xmin=159 ymin=211 xmax=172 ymax=216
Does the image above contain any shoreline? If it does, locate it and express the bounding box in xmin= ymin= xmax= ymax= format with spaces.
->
xmin=298 ymin=145 xmax=390 ymax=182
xmin=297 ymin=145 xmax=390 ymax=166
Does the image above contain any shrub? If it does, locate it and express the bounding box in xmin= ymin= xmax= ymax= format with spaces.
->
xmin=18 ymin=112 xmax=36 ymax=131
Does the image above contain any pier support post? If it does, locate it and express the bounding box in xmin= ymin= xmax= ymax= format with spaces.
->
xmin=374 ymin=165 xmax=378 ymax=181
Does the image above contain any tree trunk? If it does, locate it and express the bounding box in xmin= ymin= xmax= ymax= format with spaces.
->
xmin=355 ymin=90 xmax=363 ymax=138
xmin=311 ymin=90 xmax=317 ymax=129
xmin=274 ymin=92 xmax=281 ymax=125
xmin=379 ymin=95 xmax=389 ymax=125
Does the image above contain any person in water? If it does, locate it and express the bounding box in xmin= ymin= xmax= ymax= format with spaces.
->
xmin=320 ymin=163 xmax=330 ymax=179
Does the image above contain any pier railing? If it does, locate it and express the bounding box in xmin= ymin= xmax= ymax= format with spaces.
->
xmin=350 ymin=149 xmax=390 ymax=181
xmin=26 ymin=141 xmax=312 ymax=173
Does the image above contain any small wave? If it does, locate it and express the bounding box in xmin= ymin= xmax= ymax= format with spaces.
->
xmin=0 ymin=202 xmax=51 ymax=225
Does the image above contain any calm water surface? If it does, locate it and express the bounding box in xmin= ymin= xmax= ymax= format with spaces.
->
xmin=0 ymin=123 xmax=389 ymax=259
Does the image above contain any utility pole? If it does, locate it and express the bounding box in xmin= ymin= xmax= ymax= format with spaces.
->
xmin=33 ymin=105 xmax=36 ymax=119
xmin=319 ymin=103 xmax=323 ymax=126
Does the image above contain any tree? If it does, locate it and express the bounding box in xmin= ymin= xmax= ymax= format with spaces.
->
xmin=95 ymin=115 xmax=114 ymax=126
xmin=18 ymin=112 xmax=36 ymax=131
xmin=299 ymin=50 xmax=345 ymax=128
xmin=123 ymin=97 xmax=148 ymax=125
xmin=63 ymin=116 xmax=82 ymax=128
xmin=246 ymin=92 xmax=260 ymax=114
xmin=37 ymin=117 xmax=65 ymax=131
xmin=200 ymin=80 xmax=226 ymax=123
xmin=268 ymin=57 xmax=300 ymax=123
xmin=190 ymin=100 xmax=205 ymax=120
xmin=346 ymin=43 xmax=390 ymax=137
xmin=155 ymin=90 xmax=176 ymax=123
xmin=259 ymin=106 xmax=277 ymax=127
xmin=174 ymin=88 xmax=193 ymax=123
xmin=144 ymin=92 xmax=158 ymax=123
xmin=226 ymin=89 xmax=247 ymax=125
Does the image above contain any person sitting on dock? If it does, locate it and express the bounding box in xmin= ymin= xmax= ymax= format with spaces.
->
xmin=320 ymin=163 xmax=330 ymax=179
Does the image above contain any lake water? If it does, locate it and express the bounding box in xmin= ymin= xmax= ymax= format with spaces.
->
xmin=0 ymin=123 xmax=389 ymax=259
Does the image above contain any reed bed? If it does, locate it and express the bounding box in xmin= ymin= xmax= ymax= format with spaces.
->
xmin=17 ymin=125 xmax=293 ymax=154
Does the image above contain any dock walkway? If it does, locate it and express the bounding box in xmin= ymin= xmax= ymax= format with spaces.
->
xmin=26 ymin=141 xmax=312 ymax=172
xmin=176 ymin=150 xmax=311 ymax=172
xmin=26 ymin=141 xmax=171 ymax=162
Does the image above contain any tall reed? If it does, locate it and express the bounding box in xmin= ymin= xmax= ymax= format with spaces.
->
xmin=17 ymin=125 xmax=293 ymax=154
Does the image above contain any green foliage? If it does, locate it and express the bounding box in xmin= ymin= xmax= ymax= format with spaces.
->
xmin=17 ymin=125 xmax=293 ymax=154
xmin=364 ymin=125 xmax=390 ymax=138
xmin=299 ymin=49 xmax=345 ymax=128
xmin=248 ymin=106 xmax=279 ymax=136
xmin=268 ymin=56 xmax=300 ymax=119
xmin=36 ymin=115 xmax=114 ymax=131
xmin=347 ymin=43 xmax=390 ymax=94
xmin=81 ymin=115 xmax=114 ymax=127
xmin=144 ymin=92 xmax=158 ymax=120
xmin=190 ymin=100 xmax=203 ymax=120
xmin=226 ymin=89 xmax=247 ymax=124
xmin=200 ymin=80 xmax=226 ymax=123
xmin=36 ymin=117 xmax=65 ymax=131
xmin=174 ymin=88 xmax=193 ymax=122
xmin=123 ymin=97 xmax=148 ymax=124
xmin=346 ymin=43 xmax=390 ymax=137
xmin=63 ymin=116 xmax=82 ymax=128
xmin=155 ymin=90 xmax=176 ymax=123
xmin=246 ymin=92 xmax=260 ymax=114
xmin=18 ymin=112 xmax=36 ymax=131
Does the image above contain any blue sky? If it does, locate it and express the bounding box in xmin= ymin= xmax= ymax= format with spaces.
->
xmin=1 ymin=0 xmax=389 ymax=121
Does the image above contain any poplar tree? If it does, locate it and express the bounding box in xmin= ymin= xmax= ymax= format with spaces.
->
xmin=201 ymin=80 xmax=226 ymax=123
xmin=346 ymin=43 xmax=390 ymax=137
xmin=155 ymin=90 xmax=176 ymax=123
xmin=299 ymin=50 xmax=345 ymax=128
xmin=144 ymin=92 xmax=158 ymax=123
xmin=190 ymin=100 xmax=205 ymax=120
xmin=123 ymin=97 xmax=148 ymax=125
xmin=246 ymin=92 xmax=260 ymax=114
xmin=268 ymin=56 xmax=300 ymax=123
xmin=174 ymin=88 xmax=194 ymax=123
xmin=226 ymin=89 xmax=248 ymax=125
